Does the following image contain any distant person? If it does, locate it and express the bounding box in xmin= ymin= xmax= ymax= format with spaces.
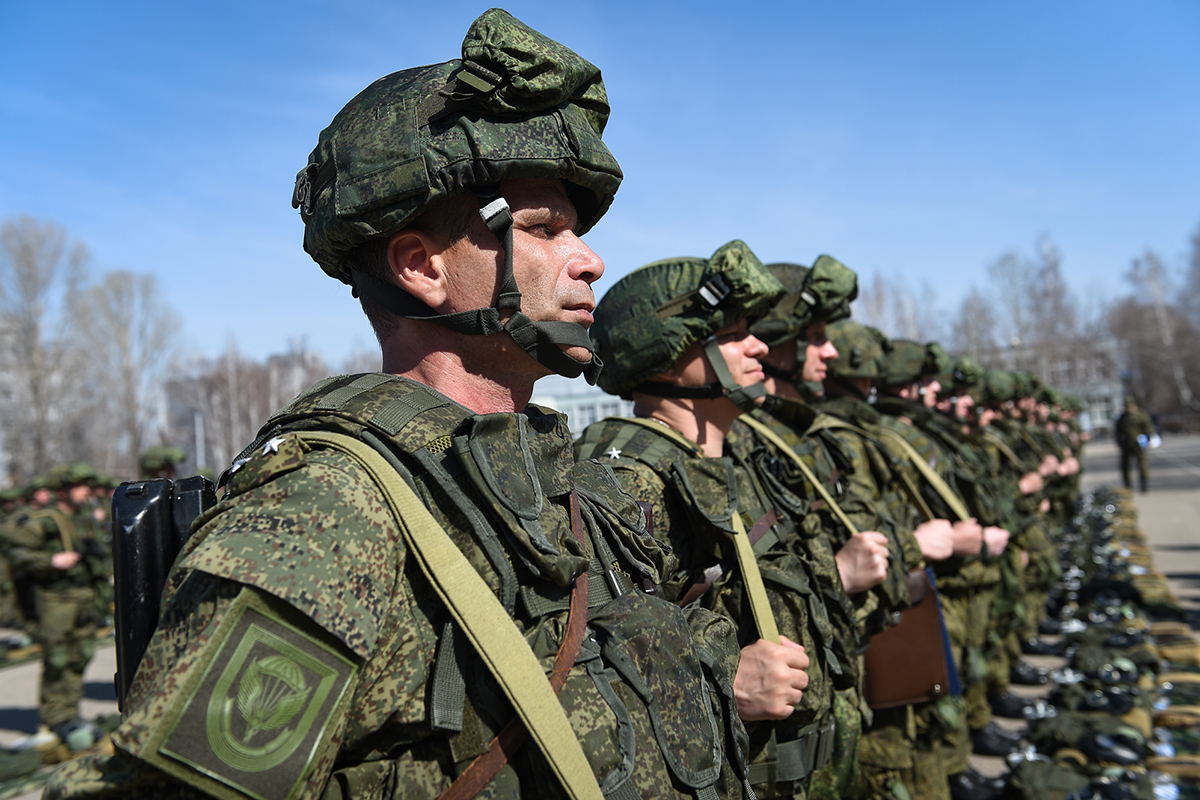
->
xmin=1115 ymin=398 xmax=1154 ymax=492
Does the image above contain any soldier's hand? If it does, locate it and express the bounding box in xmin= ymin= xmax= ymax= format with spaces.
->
xmin=734 ymin=636 xmax=810 ymax=721
xmin=1058 ymin=456 xmax=1080 ymax=476
xmin=835 ymin=531 xmax=890 ymax=593
xmin=1018 ymin=472 xmax=1044 ymax=495
xmin=1038 ymin=497 xmax=1051 ymax=513
xmin=51 ymin=551 xmax=82 ymax=570
xmin=914 ymin=519 xmax=955 ymax=561
xmin=1039 ymin=455 xmax=1060 ymax=477
xmin=983 ymin=526 xmax=1010 ymax=556
xmin=951 ymin=518 xmax=984 ymax=557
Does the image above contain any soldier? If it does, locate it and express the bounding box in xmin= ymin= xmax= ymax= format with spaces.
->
xmin=1115 ymin=398 xmax=1153 ymax=492
xmin=138 ymin=446 xmax=185 ymax=480
xmin=47 ymin=10 xmax=752 ymax=800
xmin=4 ymin=465 xmax=108 ymax=744
xmin=727 ymin=257 xmax=890 ymax=800
xmin=575 ymin=240 xmax=824 ymax=800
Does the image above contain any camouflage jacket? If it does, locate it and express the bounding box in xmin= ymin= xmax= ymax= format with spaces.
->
xmin=809 ymin=395 xmax=924 ymax=626
xmin=574 ymin=416 xmax=836 ymax=796
xmin=4 ymin=505 xmax=106 ymax=593
xmin=47 ymin=374 xmax=751 ymax=800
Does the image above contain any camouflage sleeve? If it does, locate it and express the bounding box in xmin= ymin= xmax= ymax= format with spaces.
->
xmin=5 ymin=516 xmax=56 ymax=578
xmin=47 ymin=439 xmax=439 ymax=800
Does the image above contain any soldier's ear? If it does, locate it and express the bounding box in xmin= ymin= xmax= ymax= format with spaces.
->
xmin=387 ymin=229 xmax=451 ymax=310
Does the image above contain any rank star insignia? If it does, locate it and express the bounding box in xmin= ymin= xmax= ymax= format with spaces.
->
xmin=606 ymin=447 xmax=622 ymax=460
xmin=262 ymin=436 xmax=286 ymax=456
xmin=229 ymin=458 xmax=249 ymax=474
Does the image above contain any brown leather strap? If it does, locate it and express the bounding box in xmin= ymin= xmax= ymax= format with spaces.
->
xmin=677 ymin=509 xmax=778 ymax=607
xmin=439 ymin=490 xmax=591 ymax=800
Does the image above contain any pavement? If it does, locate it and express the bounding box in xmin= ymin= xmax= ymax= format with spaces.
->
xmin=1 ymin=433 xmax=1197 ymax=798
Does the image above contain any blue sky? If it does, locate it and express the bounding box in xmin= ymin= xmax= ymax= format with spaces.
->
xmin=2 ymin=1 xmax=1197 ymax=365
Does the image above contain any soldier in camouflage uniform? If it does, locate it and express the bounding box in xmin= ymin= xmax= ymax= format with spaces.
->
xmin=726 ymin=257 xmax=891 ymax=800
xmin=1115 ymin=398 xmax=1153 ymax=493
xmin=576 ymin=240 xmax=830 ymax=800
xmin=0 ymin=485 xmax=29 ymax=628
xmin=817 ymin=320 xmax=970 ymax=800
xmin=4 ymin=464 xmax=109 ymax=742
xmin=47 ymin=11 xmax=752 ymax=800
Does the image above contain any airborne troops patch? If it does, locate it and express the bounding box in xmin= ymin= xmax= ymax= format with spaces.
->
xmin=139 ymin=588 xmax=357 ymax=800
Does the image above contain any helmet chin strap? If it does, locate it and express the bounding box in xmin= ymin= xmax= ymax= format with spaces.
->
xmin=632 ymin=335 xmax=764 ymax=413
xmin=351 ymin=188 xmax=602 ymax=384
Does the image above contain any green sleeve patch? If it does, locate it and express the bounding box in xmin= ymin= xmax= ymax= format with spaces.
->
xmin=136 ymin=587 xmax=357 ymax=800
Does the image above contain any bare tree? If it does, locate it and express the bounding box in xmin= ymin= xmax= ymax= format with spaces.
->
xmin=855 ymin=272 xmax=943 ymax=341
xmin=986 ymin=250 xmax=1034 ymax=348
xmin=949 ymin=287 xmax=998 ymax=358
xmin=74 ymin=270 xmax=181 ymax=476
xmin=0 ymin=217 xmax=89 ymax=482
xmin=1123 ymin=251 xmax=1200 ymax=413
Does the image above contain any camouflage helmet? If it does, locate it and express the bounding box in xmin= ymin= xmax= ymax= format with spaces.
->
xmin=925 ymin=342 xmax=952 ymax=377
xmin=951 ymin=355 xmax=986 ymax=402
xmin=140 ymin=446 xmax=185 ymax=478
xmin=592 ymin=239 xmax=785 ymax=408
xmin=982 ymin=370 xmax=1017 ymax=405
xmin=826 ymin=319 xmax=888 ymax=381
xmin=292 ymin=9 xmax=622 ymax=383
xmin=749 ymin=255 xmax=859 ymax=348
xmin=877 ymin=339 xmax=929 ymax=389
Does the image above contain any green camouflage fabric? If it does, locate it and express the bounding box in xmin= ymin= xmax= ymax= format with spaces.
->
xmin=924 ymin=344 xmax=951 ymax=378
xmin=140 ymin=446 xmax=185 ymax=478
xmin=825 ymin=321 xmax=887 ymax=382
xmin=575 ymin=417 xmax=836 ymax=799
xmin=293 ymin=9 xmax=622 ymax=284
xmin=1115 ymin=407 xmax=1153 ymax=489
xmin=981 ymin=370 xmax=1016 ymax=405
xmin=875 ymin=340 xmax=928 ymax=390
xmin=46 ymin=374 xmax=752 ymax=800
xmin=749 ymin=256 xmax=859 ymax=349
xmin=591 ymin=240 xmax=785 ymax=398
xmin=4 ymin=505 xmax=106 ymax=727
xmin=727 ymin=401 xmax=873 ymax=800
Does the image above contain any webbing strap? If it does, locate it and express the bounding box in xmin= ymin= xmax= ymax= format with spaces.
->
xmin=617 ymin=417 xmax=780 ymax=644
xmin=873 ymin=427 xmax=970 ymax=522
xmin=737 ymin=415 xmax=859 ymax=536
xmin=295 ymin=431 xmax=603 ymax=800
xmin=747 ymin=718 xmax=837 ymax=785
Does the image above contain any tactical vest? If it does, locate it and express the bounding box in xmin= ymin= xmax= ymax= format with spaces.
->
xmin=575 ymin=416 xmax=837 ymax=796
xmin=179 ymin=374 xmax=751 ymax=800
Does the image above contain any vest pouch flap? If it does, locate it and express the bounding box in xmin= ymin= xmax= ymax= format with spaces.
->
xmin=588 ymin=591 xmax=723 ymax=790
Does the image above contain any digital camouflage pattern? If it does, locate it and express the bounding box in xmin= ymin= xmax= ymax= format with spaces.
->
xmin=749 ymin=257 xmax=859 ymax=350
xmin=46 ymin=374 xmax=752 ymax=800
xmin=825 ymin=321 xmax=887 ymax=383
xmin=574 ymin=416 xmax=834 ymax=800
xmin=4 ymin=504 xmax=107 ymax=727
xmin=590 ymin=240 xmax=785 ymax=399
xmin=293 ymin=8 xmax=622 ymax=285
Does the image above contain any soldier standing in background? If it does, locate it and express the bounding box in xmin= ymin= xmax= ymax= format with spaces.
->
xmin=1115 ymin=398 xmax=1154 ymax=492
xmin=4 ymin=465 xmax=107 ymax=745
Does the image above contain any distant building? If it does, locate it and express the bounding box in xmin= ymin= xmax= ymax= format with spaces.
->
xmin=985 ymin=336 xmax=1124 ymax=434
xmin=531 ymin=375 xmax=633 ymax=438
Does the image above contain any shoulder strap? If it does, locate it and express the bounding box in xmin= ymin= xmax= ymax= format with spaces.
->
xmin=982 ymin=428 xmax=1023 ymax=469
xmin=294 ymin=430 xmax=603 ymax=800
xmin=873 ymin=427 xmax=970 ymax=522
xmin=612 ymin=417 xmax=780 ymax=644
xmin=737 ymin=414 xmax=860 ymax=536
xmin=30 ymin=507 xmax=76 ymax=552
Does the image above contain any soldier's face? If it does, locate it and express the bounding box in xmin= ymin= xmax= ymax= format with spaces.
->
xmin=443 ymin=178 xmax=604 ymax=367
xmin=802 ymin=322 xmax=838 ymax=383
xmin=670 ymin=319 xmax=767 ymax=390
xmin=953 ymin=392 xmax=975 ymax=420
xmin=921 ymin=377 xmax=941 ymax=408
xmin=68 ymin=484 xmax=90 ymax=505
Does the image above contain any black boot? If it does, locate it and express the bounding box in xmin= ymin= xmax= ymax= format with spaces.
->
xmin=971 ymin=721 xmax=1024 ymax=756
xmin=1010 ymin=658 xmax=1049 ymax=685
xmin=949 ymin=767 xmax=1005 ymax=800
xmin=1021 ymin=637 xmax=1062 ymax=656
xmin=990 ymin=691 xmax=1033 ymax=719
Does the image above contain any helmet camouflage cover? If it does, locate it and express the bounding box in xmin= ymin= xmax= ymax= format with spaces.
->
xmin=749 ymin=255 xmax=859 ymax=348
xmin=292 ymin=9 xmax=622 ymax=382
xmin=826 ymin=319 xmax=888 ymax=381
xmin=592 ymin=239 xmax=784 ymax=400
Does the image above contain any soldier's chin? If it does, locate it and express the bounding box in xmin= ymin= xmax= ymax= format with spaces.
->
xmin=560 ymin=344 xmax=595 ymax=366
